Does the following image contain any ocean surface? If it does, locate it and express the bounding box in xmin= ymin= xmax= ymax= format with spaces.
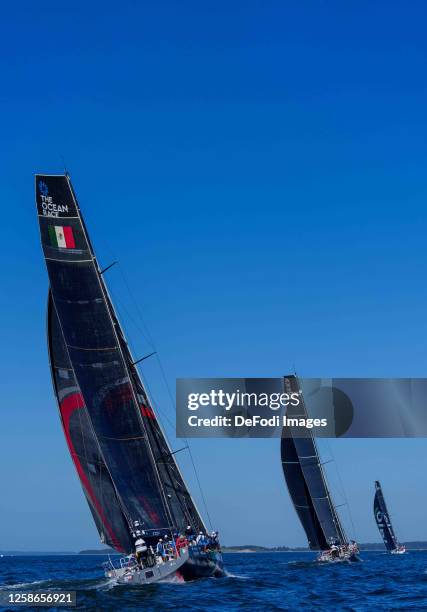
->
xmin=1 ymin=551 xmax=427 ymax=611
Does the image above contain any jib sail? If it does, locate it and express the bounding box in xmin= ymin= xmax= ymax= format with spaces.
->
xmin=47 ymin=291 xmax=133 ymax=552
xmin=374 ymin=480 xmax=399 ymax=552
xmin=281 ymin=375 xmax=347 ymax=550
xmin=37 ymin=174 xmax=205 ymax=550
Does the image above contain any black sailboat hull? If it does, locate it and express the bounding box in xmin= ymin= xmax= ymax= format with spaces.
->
xmin=179 ymin=548 xmax=224 ymax=581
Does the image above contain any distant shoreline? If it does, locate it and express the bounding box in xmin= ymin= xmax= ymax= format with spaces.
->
xmin=2 ymin=543 xmax=427 ymax=556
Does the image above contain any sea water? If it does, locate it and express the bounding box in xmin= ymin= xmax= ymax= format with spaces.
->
xmin=1 ymin=551 xmax=427 ymax=611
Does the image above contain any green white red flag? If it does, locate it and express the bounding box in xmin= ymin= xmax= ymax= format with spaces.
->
xmin=48 ymin=225 xmax=76 ymax=248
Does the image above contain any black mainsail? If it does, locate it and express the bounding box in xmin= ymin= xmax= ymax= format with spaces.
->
xmin=37 ymin=174 xmax=205 ymax=553
xmin=280 ymin=375 xmax=348 ymax=551
xmin=374 ymin=480 xmax=401 ymax=552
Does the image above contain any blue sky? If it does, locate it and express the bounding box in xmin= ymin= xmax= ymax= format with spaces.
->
xmin=1 ymin=0 xmax=427 ymax=550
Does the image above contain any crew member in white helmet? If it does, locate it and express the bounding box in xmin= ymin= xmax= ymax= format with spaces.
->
xmin=135 ymin=537 xmax=148 ymax=567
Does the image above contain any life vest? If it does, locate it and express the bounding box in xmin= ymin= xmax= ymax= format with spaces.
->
xmin=135 ymin=539 xmax=147 ymax=553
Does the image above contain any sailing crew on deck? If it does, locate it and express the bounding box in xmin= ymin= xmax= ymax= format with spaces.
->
xmin=185 ymin=525 xmax=194 ymax=541
xmin=196 ymin=531 xmax=208 ymax=550
xmin=156 ymin=538 xmax=166 ymax=561
xmin=147 ymin=545 xmax=156 ymax=567
xmin=349 ymin=540 xmax=359 ymax=554
xmin=176 ymin=534 xmax=188 ymax=555
xmin=135 ymin=538 xmax=148 ymax=567
xmin=330 ymin=544 xmax=339 ymax=559
xmin=165 ymin=539 xmax=175 ymax=558
xmin=209 ymin=531 xmax=219 ymax=549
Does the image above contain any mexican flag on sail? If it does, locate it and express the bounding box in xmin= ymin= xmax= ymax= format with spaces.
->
xmin=48 ymin=225 xmax=76 ymax=249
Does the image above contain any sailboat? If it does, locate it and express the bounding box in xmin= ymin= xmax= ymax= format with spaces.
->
xmin=374 ymin=481 xmax=405 ymax=554
xmin=36 ymin=174 xmax=224 ymax=584
xmin=280 ymin=375 xmax=360 ymax=562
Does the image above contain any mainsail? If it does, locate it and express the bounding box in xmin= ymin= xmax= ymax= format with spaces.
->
xmin=37 ymin=174 xmax=205 ymax=552
xmin=281 ymin=375 xmax=347 ymax=550
xmin=374 ymin=480 xmax=400 ymax=552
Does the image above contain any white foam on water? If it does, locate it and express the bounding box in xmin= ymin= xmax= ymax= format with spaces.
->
xmin=0 ymin=579 xmax=49 ymax=590
xmin=223 ymin=569 xmax=250 ymax=580
xmin=159 ymin=574 xmax=186 ymax=584
xmin=95 ymin=577 xmax=119 ymax=591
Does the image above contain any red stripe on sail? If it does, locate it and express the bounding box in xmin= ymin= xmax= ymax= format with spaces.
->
xmin=63 ymin=226 xmax=75 ymax=248
xmin=60 ymin=392 xmax=125 ymax=552
xmin=140 ymin=404 xmax=156 ymax=419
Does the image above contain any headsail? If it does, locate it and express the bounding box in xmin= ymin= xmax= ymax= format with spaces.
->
xmin=374 ymin=480 xmax=400 ymax=552
xmin=37 ymin=174 xmax=205 ymax=550
xmin=281 ymin=375 xmax=347 ymax=550
xmin=48 ymin=291 xmax=133 ymax=552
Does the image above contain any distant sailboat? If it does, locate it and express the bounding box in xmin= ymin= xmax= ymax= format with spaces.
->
xmin=36 ymin=174 xmax=224 ymax=584
xmin=374 ymin=481 xmax=405 ymax=554
xmin=280 ymin=375 xmax=360 ymax=562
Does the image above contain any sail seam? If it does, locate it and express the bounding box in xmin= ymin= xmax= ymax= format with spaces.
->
xmin=45 ymin=257 xmax=94 ymax=263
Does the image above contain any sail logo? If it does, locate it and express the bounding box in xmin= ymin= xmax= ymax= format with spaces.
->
xmin=39 ymin=182 xmax=69 ymax=217
xmin=40 ymin=194 xmax=69 ymax=217
xmin=39 ymin=180 xmax=49 ymax=196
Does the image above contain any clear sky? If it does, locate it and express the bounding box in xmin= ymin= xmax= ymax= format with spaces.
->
xmin=1 ymin=1 xmax=427 ymax=551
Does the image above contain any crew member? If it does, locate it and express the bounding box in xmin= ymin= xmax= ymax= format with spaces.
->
xmin=175 ymin=534 xmax=188 ymax=556
xmin=147 ymin=545 xmax=156 ymax=567
xmin=156 ymin=538 xmax=166 ymax=561
xmin=135 ymin=537 xmax=148 ymax=568
xmin=185 ymin=525 xmax=194 ymax=542
xmin=196 ymin=531 xmax=208 ymax=550
xmin=330 ymin=544 xmax=339 ymax=559
xmin=209 ymin=531 xmax=219 ymax=549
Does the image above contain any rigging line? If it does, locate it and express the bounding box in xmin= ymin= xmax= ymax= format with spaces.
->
xmin=116 ymin=264 xmax=156 ymax=348
xmin=105 ymin=282 xmax=155 ymax=360
xmin=106 ymin=283 xmax=179 ymax=440
xmin=324 ymin=438 xmax=358 ymax=542
xmin=107 ymin=300 xmax=175 ymax=446
xmin=154 ymin=353 xmax=214 ymax=532
xmin=129 ymin=339 xmax=214 ymax=532
xmin=108 ymin=298 xmax=176 ymax=440
xmin=133 ymin=370 xmax=206 ymax=532
xmin=93 ymin=231 xmax=213 ymax=530
xmin=60 ymin=154 xmax=68 ymax=174
xmin=104 ymin=272 xmax=178 ymax=437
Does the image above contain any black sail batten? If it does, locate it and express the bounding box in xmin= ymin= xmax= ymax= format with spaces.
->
xmin=281 ymin=376 xmax=347 ymax=550
xmin=374 ymin=481 xmax=399 ymax=552
xmin=36 ymin=174 xmax=206 ymax=542
xmin=47 ymin=291 xmax=134 ymax=552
